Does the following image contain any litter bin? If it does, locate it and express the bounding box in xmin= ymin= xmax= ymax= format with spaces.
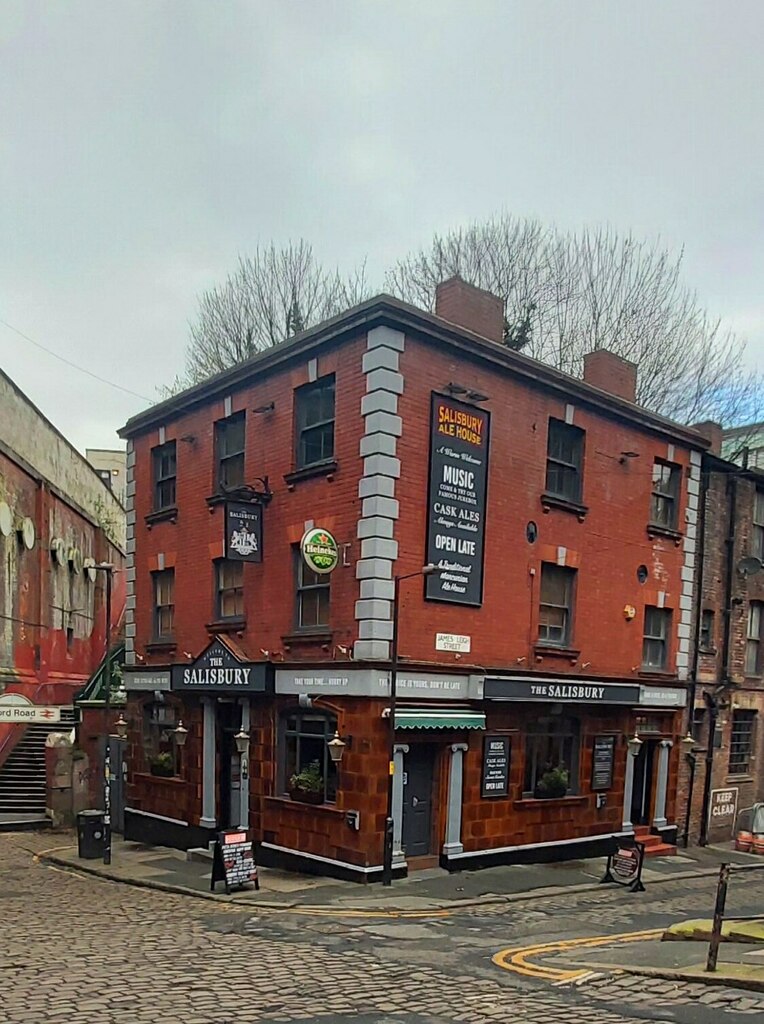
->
xmin=77 ymin=810 xmax=105 ymax=859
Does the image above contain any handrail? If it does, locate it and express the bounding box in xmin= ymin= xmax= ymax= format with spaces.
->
xmin=707 ymin=862 xmax=764 ymax=972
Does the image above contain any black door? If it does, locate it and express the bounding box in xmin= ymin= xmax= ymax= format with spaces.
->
xmin=402 ymin=746 xmax=434 ymax=857
xmin=631 ymin=739 xmax=657 ymax=826
xmin=217 ymin=701 xmax=241 ymax=828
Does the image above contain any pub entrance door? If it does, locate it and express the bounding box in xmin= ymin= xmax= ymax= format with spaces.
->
xmin=217 ymin=700 xmax=242 ymax=829
xmin=631 ymin=739 xmax=658 ymax=826
xmin=402 ymin=746 xmax=434 ymax=858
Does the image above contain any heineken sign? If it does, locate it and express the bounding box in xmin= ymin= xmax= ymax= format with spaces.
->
xmin=301 ymin=527 xmax=339 ymax=575
xmin=425 ymin=393 xmax=490 ymax=606
xmin=225 ymin=502 xmax=262 ymax=563
xmin=171 ymin=638 xmax=271 ymax=693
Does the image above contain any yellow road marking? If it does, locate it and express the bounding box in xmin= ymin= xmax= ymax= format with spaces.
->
xmin=492 ymin=928 xmax=664 ymax=983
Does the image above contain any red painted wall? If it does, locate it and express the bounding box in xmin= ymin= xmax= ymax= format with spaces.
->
xmin=0 ymin=448 xmax=124 ymax=759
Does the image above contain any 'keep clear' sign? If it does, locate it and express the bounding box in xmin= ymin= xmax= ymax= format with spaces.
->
xmin=425 ymin=392 xmax=490 ymax=607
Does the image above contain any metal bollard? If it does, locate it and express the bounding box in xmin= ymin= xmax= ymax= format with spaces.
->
xmin=706 ymin=862 xmax=730 ymax=972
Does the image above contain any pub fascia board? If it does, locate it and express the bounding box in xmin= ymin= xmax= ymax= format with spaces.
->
xmin=275 ymin=667 xmax=484 ymax=700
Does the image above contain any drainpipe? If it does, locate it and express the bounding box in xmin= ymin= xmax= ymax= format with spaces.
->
xmin=687 ymin=461 xmax=710 ymax=729
xmin=699 ymin=470 xmax=737 ymax=846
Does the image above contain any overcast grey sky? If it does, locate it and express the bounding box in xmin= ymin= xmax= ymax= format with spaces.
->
xmin=2 ymin=1 xmax=762 ymax=453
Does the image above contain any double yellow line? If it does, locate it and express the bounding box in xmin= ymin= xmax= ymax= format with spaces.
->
xmin=492 ymin=928 xmax=664 ymax=983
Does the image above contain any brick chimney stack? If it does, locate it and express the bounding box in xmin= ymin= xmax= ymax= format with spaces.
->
xmin=434 ymin=276 xmax=504 ymax=344
xmin=582 ymin=350 xmax=638 ymax=404
xmin=692 ymin=420 xmax=723 ymax=455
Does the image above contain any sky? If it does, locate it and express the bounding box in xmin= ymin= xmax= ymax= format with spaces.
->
xmin=2 ymin=1 xmax=763 ymax=453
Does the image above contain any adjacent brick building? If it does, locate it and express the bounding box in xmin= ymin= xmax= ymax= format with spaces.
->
xmin=119 ymin=279 xmax=706 ymax=878
xmin=683 ymin=428 xmax=764 ymax=845
xmin=0 ymin=369 xmax=125 ymax=820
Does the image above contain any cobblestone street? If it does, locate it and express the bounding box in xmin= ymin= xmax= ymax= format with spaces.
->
xmin=4 ymin=832 xmax=764 ymax=1023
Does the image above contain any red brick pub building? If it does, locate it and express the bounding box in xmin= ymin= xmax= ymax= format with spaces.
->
xmin=120 ymin=279 xmax=706 ymax=880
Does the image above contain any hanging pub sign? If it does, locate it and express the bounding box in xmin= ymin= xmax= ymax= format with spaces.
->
xmin=211 ymin=829 xmax=259 ymax=894
xmin=425 ymin=392 xmax=490 ymax=606
xmin=171 ymin=637 xmax=271 ymax=693
xmin=300 ymin=527 xmax=339 ymax=574
xmin=225 ymin=502 xmax=262 ymax=563
xmin=591 ymin=735 xmax=616 ymax=791
xmin=481 ymin=734 xmax=510 ymax=798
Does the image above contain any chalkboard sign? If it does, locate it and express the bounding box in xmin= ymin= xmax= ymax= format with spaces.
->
xmin=481 ymin=734 xmax=510 ymax=798
xmin=591 ymin=735 xmax=615 ymax=791
xmin=211 ymin=830 xmax=259 ymax=894
xmin=601 ymin=839 xmax=646 ymax=893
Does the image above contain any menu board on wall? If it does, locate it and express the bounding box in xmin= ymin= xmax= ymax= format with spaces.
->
xmin=481 ymin=735 xmax=510 ymax=798
xmin=591 ymin=735 xmax=616 ymax=791
xmin=425 ymin=393 xmax=491 ymax=606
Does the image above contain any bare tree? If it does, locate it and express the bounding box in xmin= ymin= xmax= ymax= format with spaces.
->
xmin=170 ymin=241 xmax=370 ymax=390
xmin=387 ymin=217 xmax=761 ymax=426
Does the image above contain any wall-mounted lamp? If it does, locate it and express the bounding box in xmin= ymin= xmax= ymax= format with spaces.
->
xmin=680 ymin=732 xmax=696 ymax=757
xmin=253 ymin=402 xmax=275 ymax=414
xmin=445 ymin=382 xmax=468 ymax=395
xmin=180 ymin=434 xmax=197 ymax=445
xmin=234 ymin=728 xmax=249 ymax=755
xmin=466 ymin=390 xmax=489 ymax=403
xmin=173 ymin=721 xmax=189 ymax=748
xmin=114 ymin=714 xmax=128 ymax=740
xmin=327 ymin=731 xmax=351 ymax=763
xmin=619 ymin=451 xmax=640 ymax=464
xmin=627 ymin=732 xmax=643 ymax=757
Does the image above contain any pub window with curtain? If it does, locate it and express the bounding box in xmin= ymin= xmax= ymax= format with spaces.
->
xmin=152 ymin=440 xmax=177 ymax=511
xmin=152 ymin=569 xmax=175 ymax=641
xmin=215 ymin=559 xmax=244 ymax=621
xmin=295 ymin=375 xmax=335 ymax=470
xmin=280 ymin=710 xmax=338 ymax=803
xmin=538 ymin=563 xmax=576 ymax=647
xmin=215 ymin=411 xmax=246 ymax=490
xmin=524 ymin=716 xmax=580 ymax=799
xmin=295 ymin=550 xmax=330 ymax=630
xmin=545 ymin=418 xmax=584 ymax=503
xmin=642 ymin=605 xmax=671 ymax=670
xmin=650 ymin=460 xmax=680 ymax=530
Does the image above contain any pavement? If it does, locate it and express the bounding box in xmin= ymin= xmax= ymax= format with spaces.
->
xmin=32 ymin=829 xmax=764 ymax=911
xmin=6 ymin=828 xmax=764 ymax=1023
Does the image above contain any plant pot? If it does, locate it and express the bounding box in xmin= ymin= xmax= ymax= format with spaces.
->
xmin=289 ymin=787 xmax=323 ymax=805
xmin=150 ymin=764 xmax=175 ymax=778
xmin=534 ymin=785 xmax=567 ymax=800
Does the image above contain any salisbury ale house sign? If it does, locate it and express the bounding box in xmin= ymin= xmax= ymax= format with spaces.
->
xmin=425 ymin=392 xmax=490 ymax=606
xmin=171 ymin=638 xmax=270 ymax=693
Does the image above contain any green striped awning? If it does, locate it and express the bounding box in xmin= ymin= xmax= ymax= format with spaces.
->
xmin=395 ymin=709 xmax=486 ymax=730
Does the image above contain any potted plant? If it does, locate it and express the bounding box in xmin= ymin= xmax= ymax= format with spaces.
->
xmin=149 ymin=752 xmax=175 ymax=778
xmin=289 ymin=760 xmax=324 ymax=804
xmin=534 ymin=764 xmax=569 ymax=799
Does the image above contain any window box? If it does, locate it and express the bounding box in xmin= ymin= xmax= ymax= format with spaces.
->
xmin=145 ymin=507 xmax=178 ymax=527
xmin=284 ymin=459 xmax=338 ymax=488
xmin=540 ymin=493 xmax=589 ymax=520
xmin=513 ymin=795 xmax=587 ymax=809
xmin=288 ymin=788 xmax=324 ymax=805
xmin=264 ymin=795 xmax=345 ymax=817
xmin=134 ymin=772 xmax=185 ymax=787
